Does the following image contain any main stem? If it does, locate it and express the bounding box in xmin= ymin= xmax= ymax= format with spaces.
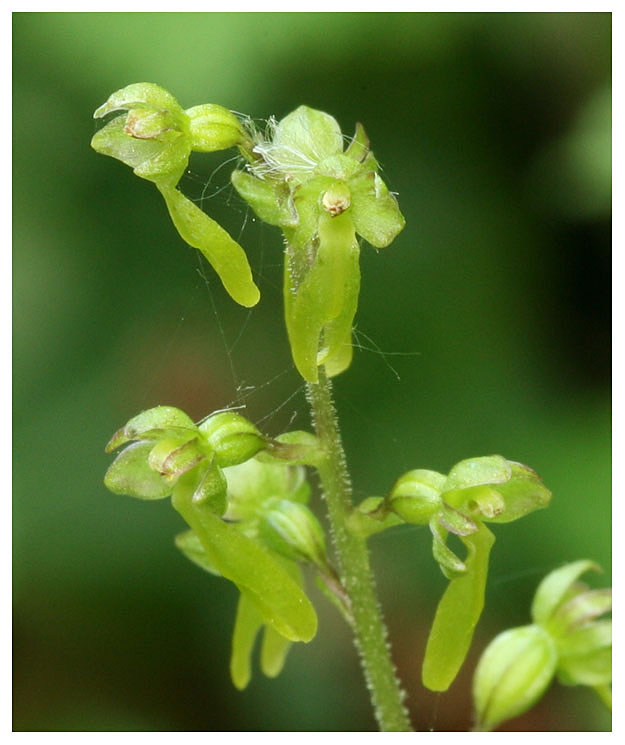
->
xmin=306 ymin=368 xmax=413 ymax=732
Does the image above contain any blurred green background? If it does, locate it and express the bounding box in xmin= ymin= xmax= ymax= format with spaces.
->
xmin=13 ymin=12 xmax=611 ymax=732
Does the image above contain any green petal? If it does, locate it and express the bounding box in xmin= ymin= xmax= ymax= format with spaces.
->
xmin=531 ymin=560 xmax=600 ymax=626
xmin=104 ymin=441 xmax=172 ymax=499
xmin=349 ymin=170 xmax=405 ymax=248
xmin=158 ymin=185 xmax=260 ymax=307
xmin=231 ymin=170 xmax=295 ymax=227
xmin=106 ymin=405 xmax=196 ymax=452
xmin=437 ymin=503 xmax=479 ymax=536
xmin=430 ymin=518 xmax=467 ymax=578
xmin=93 ymin=82 xmax=185 ymax=119
xmin=172 ymin=484 xmax=318 ymax=642
xmin=230 ymin=591 xmax=264 ymax=690
xmin=423 ymin=524 xmax=495 ymax=691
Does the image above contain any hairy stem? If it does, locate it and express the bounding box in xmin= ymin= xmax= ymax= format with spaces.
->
xmin=306 ymin=368 xmax=413 ymax=732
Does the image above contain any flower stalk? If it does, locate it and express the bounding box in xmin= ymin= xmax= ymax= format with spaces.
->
xmin=305 ymin=367 xmax=412 ymax=732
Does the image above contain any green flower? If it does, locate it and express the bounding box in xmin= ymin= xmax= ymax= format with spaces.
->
xmin=351 ymin=455 xmax=551 ymax=693
xmin=104 ymin=407 xmax=322 ymax=688
xmin=231 ymin=106 xmax=405 ymax=382
xmin=388 ymin=456 xmax=551 ymax=579
xmin=473 ymin=560 xmax=611 ymax=731
xmin=91 ymin=83 xmax=259 ymax=307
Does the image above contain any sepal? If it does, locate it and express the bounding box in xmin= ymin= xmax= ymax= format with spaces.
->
xmin=104 ymin=440 xmax=173 ymax=499
xmin=105 ymin=405 xmax=196 ymax=452
xmin=349 ymin=171 xmax=405 ymax=248
xmin=93 ymin=82 xmax=184 ymax=119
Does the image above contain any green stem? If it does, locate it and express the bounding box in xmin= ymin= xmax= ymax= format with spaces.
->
xmin=306 ymin=367 xmax=413 ymax=732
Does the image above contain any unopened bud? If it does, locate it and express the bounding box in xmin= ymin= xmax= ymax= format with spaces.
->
xmin=389 ymin=469 xmax=445 ymax=524
xmin=199 ymin=411 xmax=266 ymax=467
xmin=186 ymin=104 xmax=247 ymax=152
xmin=473 ymin=624 xmax=558 ymax=731
xmin=259 ymin=499 xmax=328 ymax=569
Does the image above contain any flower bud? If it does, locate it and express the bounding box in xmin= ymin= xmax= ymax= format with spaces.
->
xmin=389 ymin=469 xmax=445 ymax=524
xmin=186 ymin=104 xmax=248 ymax=152
xmin=199 ymin=411 xmax=266 ymax=467
xmin=258 ymin=498 xmax=329 ymax=570
xmin=473 ymin=624 xmax=558 ymax=731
